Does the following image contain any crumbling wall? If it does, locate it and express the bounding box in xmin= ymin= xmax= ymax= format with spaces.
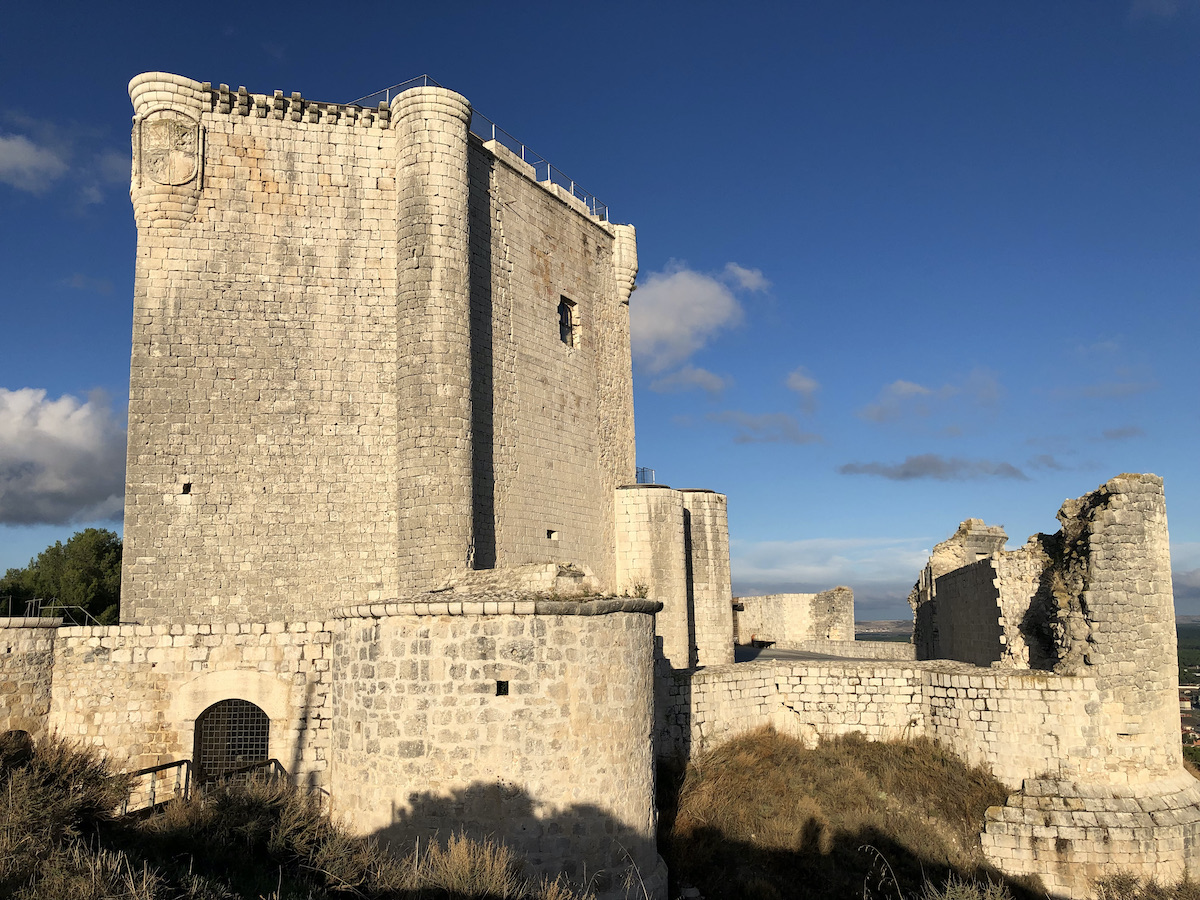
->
xmin=909 ymin=519 xmax=1007 ymax=659
xmin=925 ymin=559 xmax=1005 ymax=666
xmin=734 ymin=587 xmax=854 ymax=645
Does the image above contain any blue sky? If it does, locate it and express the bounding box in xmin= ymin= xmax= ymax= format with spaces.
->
xmin=1 ymin=1 xmax=1196 ymax=619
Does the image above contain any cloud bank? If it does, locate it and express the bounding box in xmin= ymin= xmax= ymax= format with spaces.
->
xmin=649 ymin=365 xmax=728 ymax=396
xmin=0 ymin=133 xmax=68 ymax=192
xmin=707 ymin=411 xmax=821 ymax=445
xmin=839 ymin=454 xmax=1028 ymax=481
xmin=859 ymin=368 xmax=1001 ymax=423
xmin=0 ymin=388 xmax=127 ymax=525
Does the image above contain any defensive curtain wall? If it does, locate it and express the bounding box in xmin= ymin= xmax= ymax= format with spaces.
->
xmin=0 ymin=70 xmax=1195 ymax=899
xmin=659 ymin=474 xmax=1198 ymax=896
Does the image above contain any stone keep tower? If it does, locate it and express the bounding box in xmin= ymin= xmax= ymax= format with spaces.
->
xmin=121 ymin=73 xmax=640 ymax=625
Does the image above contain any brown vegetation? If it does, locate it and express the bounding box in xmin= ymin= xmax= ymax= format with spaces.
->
xmin=0 ymin=733 xmax=592 ymax=900
xmin=658 ymin=726 xmax=1024 ymax=900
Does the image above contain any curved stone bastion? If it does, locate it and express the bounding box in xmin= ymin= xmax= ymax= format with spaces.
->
xmin=329 ymin=596 xmax=665 ymax=899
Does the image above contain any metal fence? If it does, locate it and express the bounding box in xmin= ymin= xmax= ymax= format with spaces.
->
xmin=347 ymin=77 xmax=609 ymax=221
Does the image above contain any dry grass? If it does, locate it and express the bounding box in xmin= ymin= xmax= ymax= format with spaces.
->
xmin=660 ymin=726 xmax=1024 ymax=900
xmin=0 ymin=735 xmax=593 ymax=900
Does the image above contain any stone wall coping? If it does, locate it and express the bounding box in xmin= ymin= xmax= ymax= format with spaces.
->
xmin=0 ymin=617 xmax=62 ymax=628
xmin=669 ymin=656 xmax=1099 ymax=690
xmin=473 ymin=134 xmax=616 ymax=235
xmin=617 ymin=483 xmax=673 ymax=490
xmin=334 ymin=596 xmax=662 ymax=620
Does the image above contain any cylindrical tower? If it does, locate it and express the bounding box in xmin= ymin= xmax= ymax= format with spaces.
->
xmin=328 ymin=599 xmax=665 ymax=899
xmin=390 ymin=87 xmax=475 ymax=590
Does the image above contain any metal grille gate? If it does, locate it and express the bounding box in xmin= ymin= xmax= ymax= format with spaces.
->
xmin=193 ymin=699 xmax=269 ymax=783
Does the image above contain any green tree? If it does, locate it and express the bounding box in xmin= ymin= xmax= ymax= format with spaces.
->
xmin=0 ymin=529 xmax=121 ymax=624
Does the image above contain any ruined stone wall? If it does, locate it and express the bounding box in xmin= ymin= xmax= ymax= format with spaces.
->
xmin=328 ymin=599 xmax=663 ymax=900
xmin=927 ymin=560 xmax=1004 ymax=666
xmin=0 ymin=619 xmax=60 ymax=740
xmin=681 ymin=491 xmax=734 ymax=667
xmin=46 ymin=621 xmax=334 ymax=783
xmin=983 ymin=774 xmax=1200 ymax=896
xmin=910 ymin=519 xmax=1007 ymax=658
xmin=734 ymin=587 xmax=854 ymax=645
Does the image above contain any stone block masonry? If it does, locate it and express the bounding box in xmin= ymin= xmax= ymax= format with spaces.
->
xmin=4 ymin=69 xmax=1188 ymax=900
xmin=121 ymin=73 xmax=637 ymax=625
xmin=734 ymin=586 xmax=855 ymax=646
xmin=660 ymin=475 xmax=1198 ymax=897
xmin=0 ymin=619 xmax=61 ymax=740
xmin=329 ymin=599 xmax=664 ymax=899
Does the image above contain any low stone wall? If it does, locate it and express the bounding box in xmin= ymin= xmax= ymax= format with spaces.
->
xmin=0 ymin=618 xmax=61 ymax=739
xmin=659 ymin=657 xmax=1102 ymax=790
xmin=47 ymin=621 xmax=335 ymax=782
xmin=983 ymin=774 xmax=1200 ymax=895
xmin=775 ymin=639 xmax=916 ymax=661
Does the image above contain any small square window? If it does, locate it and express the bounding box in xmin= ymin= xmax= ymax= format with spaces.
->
xmin=181 ymin=483 xmax=192 ymax=495
xmin=495 ymin=680 xmax=509 ymax=696
xmin=558 ymin=297 xmax=578 ymax=348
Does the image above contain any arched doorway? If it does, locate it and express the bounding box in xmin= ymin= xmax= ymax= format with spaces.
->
xmin=193 ymin=698 xmax=269 ymax=783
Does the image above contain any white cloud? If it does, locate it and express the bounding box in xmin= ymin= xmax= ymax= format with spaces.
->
xmin=0 ymin=388 xmax=127 ymax=525
xmin=630 ymin=262 xmax=746 ymax=373
xmin=0 ymin=133 xmax=68 ymax=192
xmin=722 ymin=262 xmax=770 ymax=292
xmin=785 ymin=366 xmax=819 ymax=412
xmin=707 ymin=410 xmax=821 ymax=445
xmin=858 ymin=368 xmax=1001 ymax=423
xmin=649 ymin=365 xmax=728 ymax=396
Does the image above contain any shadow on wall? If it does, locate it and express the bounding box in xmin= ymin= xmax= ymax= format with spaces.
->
xmin=370 ymin=780 xmax=659 ymax=897
xmin=468 ymin=143 xmax=497 ymax=570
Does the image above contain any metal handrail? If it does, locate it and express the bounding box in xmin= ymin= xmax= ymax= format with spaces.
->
xmin=347 ymin=77 xmax=609 ymax=221
xmin=122 ymin=758 xmax=191 ymax=815
xmin=211 ymin=757 xmax=288 ymax=784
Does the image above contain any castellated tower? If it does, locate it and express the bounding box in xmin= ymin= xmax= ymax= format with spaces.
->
xmin=121 ymin=73 xmax=640 ymax=625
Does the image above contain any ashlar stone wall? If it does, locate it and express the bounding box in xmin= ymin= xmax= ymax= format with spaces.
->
xmin=329 ymin=597 xmax=664 ymax=900
xmin=0 ymin=619 xmax=61 ymax=740
xmin=122 ymin=73 xmax=637 ymax=626
xmin=46 ymin=621 xmax=334 ymax=783
xmin=734 ymin=586 xmax=855 ymax=646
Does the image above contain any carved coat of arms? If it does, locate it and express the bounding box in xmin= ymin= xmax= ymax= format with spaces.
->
xmin=139 ymin=110 xmax=200 ymax=186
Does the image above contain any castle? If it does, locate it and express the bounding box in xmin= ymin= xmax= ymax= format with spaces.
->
xmin=0 ymin=72 xmax=1195 ymax=898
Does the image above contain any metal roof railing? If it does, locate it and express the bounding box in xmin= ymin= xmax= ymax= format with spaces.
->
xmin=348 ymin=77 xmax=609 ymax=221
